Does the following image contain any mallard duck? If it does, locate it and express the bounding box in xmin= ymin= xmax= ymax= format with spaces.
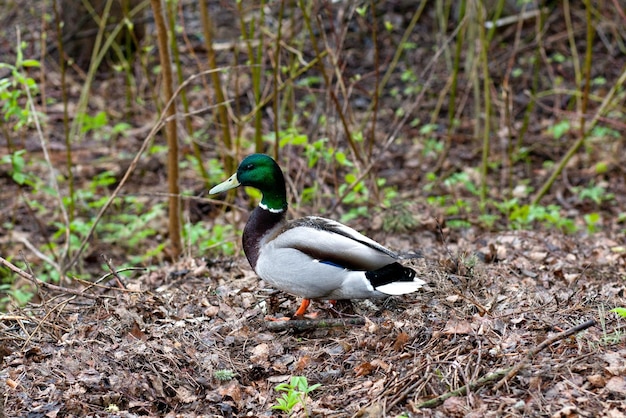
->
xmin=210 ymin=154 xmax=425 ymax=317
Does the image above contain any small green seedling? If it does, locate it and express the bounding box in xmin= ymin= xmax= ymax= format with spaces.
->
xmin=271 ymin=376 xmax=321 ymax=417
xmin=611 ymin=307 xmax=626 ymax=318
xmin=213 ymin=369 xmax=236 ymax=381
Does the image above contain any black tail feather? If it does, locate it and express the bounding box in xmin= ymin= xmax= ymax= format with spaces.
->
xmin=365 ymin=262 xmax=416 ymax=288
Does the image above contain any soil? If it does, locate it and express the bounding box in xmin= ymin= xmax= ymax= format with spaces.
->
xmin=1 ymin=1 xmax=625 ymax=417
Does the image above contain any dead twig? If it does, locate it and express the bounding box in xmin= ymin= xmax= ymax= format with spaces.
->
xmin=451 ymin=290 xmax=490 ymax=316
xmin=72 ymin=267 xmax=146 ymax=292
xmin=21 ymin=298 xmax=73 ymax=348
xmin=0 ymin=255 xmax=107 ymax=300
xmin=0 ymin=314 xmax=32 ymax=322
xmin=415 ymin=319 xmax=597 ymax=409
xmin=386 ymin=375 xmax=430 ymax=411
xmin=0 ymin=255 xmax=38 ymax=282
xmin=101 ymin=254 xmax=127 ymax=289
xmin=264 ymin=317 xmax=367 ymax=332
xmin=493 ymin=319 xmax=596 ymax=391
xmin=414 ymin=367 xmax=510 ymax=409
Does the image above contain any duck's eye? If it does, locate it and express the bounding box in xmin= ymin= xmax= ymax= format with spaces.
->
xmin=244 ymin=164 xmax=254 ymax=171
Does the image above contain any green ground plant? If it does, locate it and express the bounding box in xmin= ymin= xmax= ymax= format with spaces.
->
xmin=0 ymin=150 xmax=38 ymax=188
xmin=213 ymin=369 xmax=237 ymax=381
xmin=576 ymin=182 xmax=614 ymax=205
xmin=183 ymin=222 xmax=236 ymax=259
xmin=0 ymin=41 xmax=41 ymax=134
xmin=271 ymin=376 xmax=321 ymax=417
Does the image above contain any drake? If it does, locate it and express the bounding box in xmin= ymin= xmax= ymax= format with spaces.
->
xmin=209 ymin=154 xmax=425 ymax=317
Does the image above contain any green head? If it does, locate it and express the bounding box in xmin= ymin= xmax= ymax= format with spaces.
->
xmin=209 ymin=154 xmax=288 ymax=212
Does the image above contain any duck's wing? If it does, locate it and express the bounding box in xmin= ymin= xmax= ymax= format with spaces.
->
xmin=255 ymin=216 xmax=424 ymax=299
xmin=268 ymin=216 xmax=399 ymax=271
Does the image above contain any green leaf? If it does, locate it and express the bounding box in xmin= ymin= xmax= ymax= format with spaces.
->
xmin=611 ymin=307 xmax=626 ymax=318
xmin=548 ymin=120 xmax=570 ymax=140
xmin=335 ymin=151 xmax=349 ymax=166
xmin=594 ymin=162 xmax=608 ymax=175
xmin=551 ymin=52 xmax=566 ymax=63
xmin=305 ymin=383 xmax=322 ymax=393
xmin=21 ymin=59 xmax=40 ymax=68
xmin=112 ymin=122 xmax=132 ymax=134
xmin=585 ymin=212 xmax=600 ymax=224
xmin=274 ymin=383 xmax=291 ymax=392
xmin=292 ymin=376 xmax=306 ymax=390
xmin=419 ymin=123 xmax=438 ymax=135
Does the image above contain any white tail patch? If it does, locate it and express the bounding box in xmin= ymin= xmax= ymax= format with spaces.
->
xmin=375 ymin=278 xmax=426 ymax=295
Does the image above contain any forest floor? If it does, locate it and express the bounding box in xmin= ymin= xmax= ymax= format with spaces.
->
xmin=2 ymin=229 xmax=626 ymax=417
xmin=1 ymin=2 xmax=626 ymax=417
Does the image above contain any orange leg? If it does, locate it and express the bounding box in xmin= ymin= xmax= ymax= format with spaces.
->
xmin=293 ymin=298 xmax=311 ymax=318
